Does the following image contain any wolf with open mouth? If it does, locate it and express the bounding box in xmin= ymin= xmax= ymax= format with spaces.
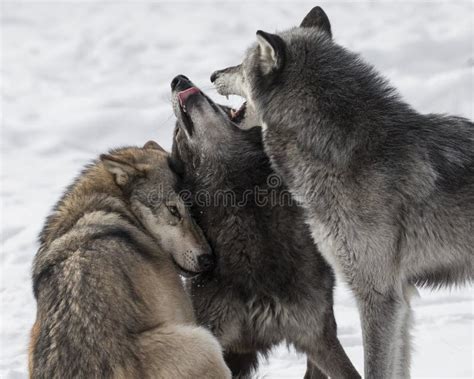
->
xmin=211 ymin=6 xmax=474 ymax=378
xmin=170 ymin=75 xmax=360 ymax=378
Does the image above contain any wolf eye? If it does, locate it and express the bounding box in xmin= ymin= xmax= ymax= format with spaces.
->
xmin=167 ymin=205 xmax=181 ymax=219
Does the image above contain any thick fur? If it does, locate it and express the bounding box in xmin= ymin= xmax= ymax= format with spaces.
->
xmin=170 ymin=75 xmax=360 ymax=378
xmin=212 ymin=6 xmax=473 ymax=378
xmin=30 ymin=145 xmax=231 ymax=379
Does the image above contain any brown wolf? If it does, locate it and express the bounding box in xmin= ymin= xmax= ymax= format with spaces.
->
xmin=29 ymin=141 xmax=231 ymax=378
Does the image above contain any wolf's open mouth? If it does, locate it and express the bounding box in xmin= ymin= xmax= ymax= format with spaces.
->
xmin=177 ymin=85 xmax=247 ymax=128
xmin=228 ymin=102 xmax=247 ymax=124
xmin=178 ymin=87 xmax=200 ymax=110
xmin=177 ymin=87 xmax=200 ymax=134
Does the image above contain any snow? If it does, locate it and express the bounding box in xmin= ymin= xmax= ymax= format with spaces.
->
xmin=1 ymin=1 xmax=473 ymax=378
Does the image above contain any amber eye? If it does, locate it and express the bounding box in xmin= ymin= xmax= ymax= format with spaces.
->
xmin=167 ymin=205 xmax=181 ymax=219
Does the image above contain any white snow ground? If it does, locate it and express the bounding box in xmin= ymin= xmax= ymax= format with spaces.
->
xmin=1 ymin=1 xmax=473 ymax=378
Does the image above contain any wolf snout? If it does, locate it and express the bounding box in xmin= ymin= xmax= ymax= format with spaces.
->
xmin=171 ymin=74 xmax=191 ymax=91
xmin=210 ymin=71 xmax=220 ymax=83
xmin=210 ymin=66 xmax=244 ymax=98
xmin=198 ymin=253 xmax=215 ymax=271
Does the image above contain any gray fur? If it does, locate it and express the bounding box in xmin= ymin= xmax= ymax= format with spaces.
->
xmin=170 ymin=75 xmax=360 ymax=378
xmin=212 ymin=6 xmax=473 ymax=378
xmin=30 ymin=144 xmax=230 ymax=378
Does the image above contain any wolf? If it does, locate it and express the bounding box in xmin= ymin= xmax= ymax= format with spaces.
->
xmin=211 ymin=6 xmax=474 ymax=378
xmin=170 ymin=74 xmax=360 ymax=378
xmin=29 ymin=141 xmax=231 ymax=379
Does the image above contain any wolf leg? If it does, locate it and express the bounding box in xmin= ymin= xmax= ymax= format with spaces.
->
xmin=304 ymin=359 xmax=327 ymax=379
xmin=306 ymin=336 xmax=360 ymax=378
xmin=357 ymin=288 xmax=406 ymax=379
xmin=138 ymin=324 xmax=231 ymax=379
xmin=296 ymin=313 xmax=360 ymax=378
xmin=224 ymin=350 xmax=259 ymax=379
xmin=391 ymin=286 xmax=414 ymax=379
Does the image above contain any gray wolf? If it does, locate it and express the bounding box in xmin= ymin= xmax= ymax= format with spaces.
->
xmin=170 ymin=74 xmax=360 ymax=378
xmin=30 ymin=142 xmax=231 ymax=378
xmin=211 ymin=6 xmax=474 ymax=378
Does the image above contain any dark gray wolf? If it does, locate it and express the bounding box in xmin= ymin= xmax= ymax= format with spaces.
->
xmin=170 ymin=75 xmax=360 ymax=378
xmin=211 ymin=6 xmax=474 ymax=378
xmin=30 ymin=142 xmax=231 ymax=378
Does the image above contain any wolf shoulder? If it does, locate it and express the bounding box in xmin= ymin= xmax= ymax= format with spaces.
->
xmin=421 ymin=114 xmax=473 ymax=192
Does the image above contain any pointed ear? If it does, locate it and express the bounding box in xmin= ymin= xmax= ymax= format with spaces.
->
xmin=256 ymin=30 xmax=285 ymax=74
xmin=300 ymin=6 xmax=332 ymax=38
xmin=100 ymin=154 xmax=144 ymax=186
xmin=143 ymin=140 xmax=166 ymax=152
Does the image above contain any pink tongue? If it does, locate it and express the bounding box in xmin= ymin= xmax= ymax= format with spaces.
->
xmin=178 ymin=87 xmax=200 ymax=106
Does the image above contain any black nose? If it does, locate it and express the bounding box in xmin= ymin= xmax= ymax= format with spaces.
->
xmin=198 ymin=254 xmax=215 ymax=271
xmin=171 ymin=74 xmax=190 ymax=90
xmin=210 ymin=71 xmax=219 ymax=83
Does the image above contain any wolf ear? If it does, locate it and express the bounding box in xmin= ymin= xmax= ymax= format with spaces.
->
xmin=256 ymin=30 xmax=285 ymax=74
xmin=143 ymin=140 xmax=166 ymax=152
xmin=300 ymin=6 xmax=332 ymax=38
xmin=100 ymin=154 xmax=144 ymax=186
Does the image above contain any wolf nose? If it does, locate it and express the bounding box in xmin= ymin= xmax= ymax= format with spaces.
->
xmin=171 ymin=75 xmax=190 ymax=90
xmin=198 ymin=254 xmax=215 ymax=271
xmin=210 ymin=71 xmax=219 ymax=83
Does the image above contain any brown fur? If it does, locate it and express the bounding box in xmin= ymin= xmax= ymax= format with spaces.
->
xmin=28 ymin=320 xmax=40 ymax=377
xmin=30 ymin=144 xmax=230 ymax=378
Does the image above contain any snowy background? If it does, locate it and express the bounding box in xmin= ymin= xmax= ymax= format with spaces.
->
xmin=1 ymin=1 xmax=473 ymax=377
